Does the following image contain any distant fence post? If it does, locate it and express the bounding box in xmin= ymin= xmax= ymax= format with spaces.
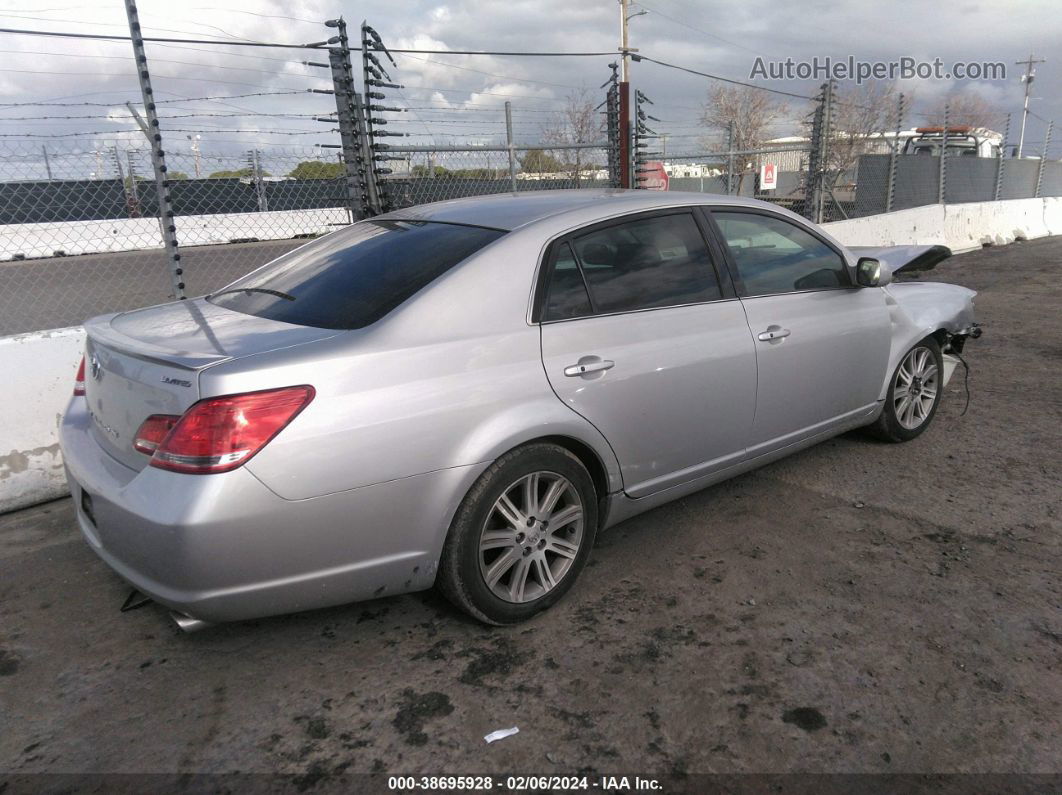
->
xmin=938 ymin=105 xmax=949 ymax=205
xmin=249 ymin=149 xmax=268 ymax=212
xmin=505 ymin=101 xmax=517 ymax=192
xmin=124 ymin=0 xmax=185 ymax=301
xmin=995 ymin=113 xmax=1010 ymax=201
xmin=1035 ymin=120 xmax=1052 ymax=198
xmin=885 ymin=92 xmax=905 ymax=213
xmin=725 ymin=122 xmax=735 ymax=195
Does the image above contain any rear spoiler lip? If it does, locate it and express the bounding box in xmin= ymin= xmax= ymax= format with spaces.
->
xmin=84 ymin=313 xmax=231 ymax=371
xmin=849 ymin=244 xmax=952 ymax=275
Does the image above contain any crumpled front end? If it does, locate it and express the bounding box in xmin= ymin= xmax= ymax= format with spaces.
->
xmin=879 ymin=281 xmax=981 ymax=397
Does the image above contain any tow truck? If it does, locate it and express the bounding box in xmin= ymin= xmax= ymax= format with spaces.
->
xmin=903 ymin=126 xmax=1002 ymax=158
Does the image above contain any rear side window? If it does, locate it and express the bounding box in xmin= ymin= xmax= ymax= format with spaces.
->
xmin=570 ymin=213 xmax=721 ymax=314
xmin=543 ymin=243 xmax=593 ymax=320
xmin=207 ymin=220 xmax=505 ymax=329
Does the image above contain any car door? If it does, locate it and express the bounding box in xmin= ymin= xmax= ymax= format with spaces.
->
xmin=707 ymin=208 xmax=891 ymax=455
xmin=538 ymin=209 xmax=757 ymax=499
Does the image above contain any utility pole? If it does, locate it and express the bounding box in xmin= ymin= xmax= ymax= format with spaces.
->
xmin=617 ymin=0 xmax=645 ymax=188
xmin=1015 ymin=53 xmax=1045 ymax=158
xmin=505 ymin=101 xmax=517 ymax=191
xmin=188 ymin=134 xmax=201 ymax=178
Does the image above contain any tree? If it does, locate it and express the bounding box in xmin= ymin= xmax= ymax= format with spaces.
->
xmin=130 ymin=172 xmax=186 ymax=186
xmin=926 ymin=91 xmax=1003 ymax=130
xmin=541 ymin=89 xmax=604 ymax=185
xmin=207 ymin=167 xmax=270 ymax=179
xmin=411 ymin=164 xmax=451 ymax=178
xmin=826 ymin=81 xmax=899 ymax=187
xmin=519 ymin=148 xmax=565 ymax=174
xmin=287 ymin=160 xmax=344 ymax=180
xmin=701 ymin=85 xmax=787 ymax=192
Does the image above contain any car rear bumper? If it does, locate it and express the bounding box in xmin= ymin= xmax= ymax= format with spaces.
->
xmin=60 ymin=399 xmax=485 ymax=623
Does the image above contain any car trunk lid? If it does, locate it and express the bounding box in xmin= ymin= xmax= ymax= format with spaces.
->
xmin=83 ymin=298 xmax=340 ymax=471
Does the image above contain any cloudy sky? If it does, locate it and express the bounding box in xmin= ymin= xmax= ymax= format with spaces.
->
xmin=0 ymin=0 xmax=1058 ymax=174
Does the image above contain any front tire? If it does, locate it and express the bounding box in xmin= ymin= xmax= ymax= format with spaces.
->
xmin=869 ymin=337 xmax=944 ymax=442
xmin=438 ymin=443 xmax=598 ymax=625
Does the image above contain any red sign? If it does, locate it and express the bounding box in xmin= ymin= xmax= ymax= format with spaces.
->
xmin=760 ymin=162 xmax=778 ymax=190
xmin=639 ymin=161 xmax=669 ymax=191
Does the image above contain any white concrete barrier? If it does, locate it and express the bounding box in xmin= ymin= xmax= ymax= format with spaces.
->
xmin=0 ymin=327 xmax=85 ymax=513
xmin=1 ymin=207 xmax=349 ymax=261
xmin=1 ymin=197 xmax=1059 ymax=515
xmin=822 ymin=197 xmax=1058 ymax=253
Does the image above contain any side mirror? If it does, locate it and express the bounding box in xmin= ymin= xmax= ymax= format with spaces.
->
xmin=856 ymin=257 xmax=891 ymax=287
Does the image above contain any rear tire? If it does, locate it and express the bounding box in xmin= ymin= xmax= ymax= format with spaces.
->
xmin=438 ymin=443 xmax=597 ymax=625
xmin=869 ymin=337 xmax=944 ymax=443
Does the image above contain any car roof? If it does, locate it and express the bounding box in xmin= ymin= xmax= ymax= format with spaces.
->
xmin=376 ymin=189 xmax=774 ymax=232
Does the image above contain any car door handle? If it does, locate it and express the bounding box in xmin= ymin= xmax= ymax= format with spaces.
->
xmin=564 ymin=359 xmax=615 ymax=377
xmin=757 ymin=327 xmax=791 ymax=342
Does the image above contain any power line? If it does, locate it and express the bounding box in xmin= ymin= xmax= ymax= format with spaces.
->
xmin=0 ymin=47 xmax=318 ymax=76
xmin=0 ymin=27 xmax=617 ymax=55
xmin=0 ymin=127 xmax=332 ymax=138
xmin=398 ymin=52 xmax=587 ymax=91
xmin=0 ymin=66 xmax=326 ymax=92
xmin=636 ymin=1 xmax=767 ymax=57
xmin=186 ymin=7 xmax=323 ymax=25
xmin=634 ymin=54 xmax=816 ymax=101
xmin=0 ymin=112 xmax=325 ymax=120
xmin=0 ymin=90 xmax=311 ymax=108
xmin=0 ymin=13 xmax=256 ymax=42
xmin=0 ymin=26 xmax=332 ymax=49
xmin=400 ymin=85 xmax=570 ymax=103
xmin=388 ymin=48 xmax=614 ymax=57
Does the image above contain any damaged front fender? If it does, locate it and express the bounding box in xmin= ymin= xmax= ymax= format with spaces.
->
xmin=878 ymin=281 xmax=979 ymax=399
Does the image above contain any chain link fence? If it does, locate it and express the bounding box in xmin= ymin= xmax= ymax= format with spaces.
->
xmin=381 ymin=145 xmax=613 ymax=209
xmin=0 ymin=140 xmax=619 ymax=336
xmin=0 ymin=142 xmax=350 ymax=336
xmin=663 ymin=146 xmax=812 ymax=217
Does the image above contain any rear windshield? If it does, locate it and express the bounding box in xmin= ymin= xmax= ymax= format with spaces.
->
xmin=207 ymin=219 xmax=506 ymax=329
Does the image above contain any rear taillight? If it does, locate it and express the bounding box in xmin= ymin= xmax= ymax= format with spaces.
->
xmin=133 ymin=414 xmax=180 ymax=455
xmin=144 ymin=385 xmax=315 ymax=475
xmin=73 ymin=356 xmax=86 ymax=396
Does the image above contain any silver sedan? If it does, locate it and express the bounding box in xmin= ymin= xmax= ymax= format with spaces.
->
xmin=59 ymin=190 xmax=979 ymax=630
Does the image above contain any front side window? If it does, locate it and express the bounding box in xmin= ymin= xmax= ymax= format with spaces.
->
xmin=566 ymin=212 xmax=721 ymax=314
xmin=712 ymin=212 xmax=849 ymax=296
xmin=207 ymin=219 xmax=505 ymax=329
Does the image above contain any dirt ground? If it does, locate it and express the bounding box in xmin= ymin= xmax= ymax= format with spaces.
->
xmin=1 ymin=237 xmax=1060 ymax=790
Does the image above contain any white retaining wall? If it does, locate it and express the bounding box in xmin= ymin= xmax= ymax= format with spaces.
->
xmin=1 ymin=198 xmax=1060 ymax=514
xmin=1 ymin=207 xmax=349 ymax=260
xmin=822 ymin=196 xmax=1062 ymax=252
xmin=0 ymin=327 xmax=85 ymax=513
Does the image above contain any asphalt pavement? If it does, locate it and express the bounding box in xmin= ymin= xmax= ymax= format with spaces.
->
xmin=0 ymin=239 xmax=304 ymax=336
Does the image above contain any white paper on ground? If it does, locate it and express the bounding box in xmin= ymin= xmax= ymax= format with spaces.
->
xmin=484 ymin=726 xmax=519 ymax=744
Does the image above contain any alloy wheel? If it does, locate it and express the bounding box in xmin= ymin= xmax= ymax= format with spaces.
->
xmin=478 ymin=471 xmax=585 ymax=604
xmin=893 ymin=346 xmax=939 ymax=430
